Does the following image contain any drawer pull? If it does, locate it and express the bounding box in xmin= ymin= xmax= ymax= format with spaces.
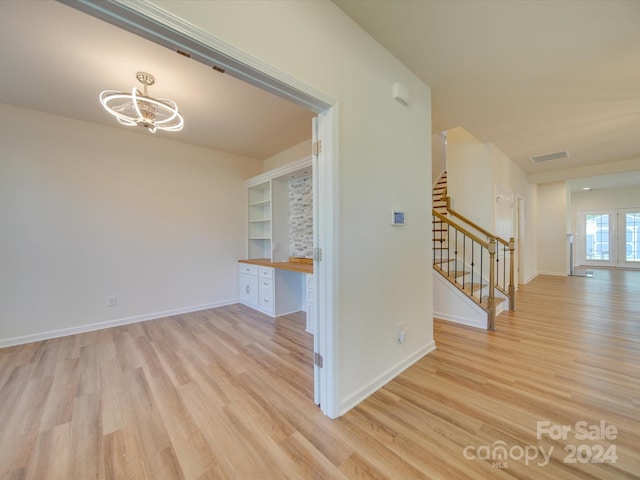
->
xmin=245 ymin=285 xmax=250 ymax=294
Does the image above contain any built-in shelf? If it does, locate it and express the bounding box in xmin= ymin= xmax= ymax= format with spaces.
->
xmin=244 ymin=157 xmax=312 ymax=262
xmin=248 ymin=199 xmax=270 ymax=207
xmin=241 ymin=158 xmax=315 ymax=324
xmin=246 ymin=180 xmax=272 ymax=259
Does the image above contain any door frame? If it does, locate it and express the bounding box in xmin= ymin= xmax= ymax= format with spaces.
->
xmin=516 ymin=195 xmax=525 ymax=287
xmin=618 ymin=208 xmax=640 ymax=268
xmin=577 ymin=209 xmax=617 ymax=267
xmin=61 ymin=0 xmax=340 ymax=417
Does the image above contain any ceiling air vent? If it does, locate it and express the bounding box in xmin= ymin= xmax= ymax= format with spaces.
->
xmin=530 ymin=150 xmax=570 ymax=164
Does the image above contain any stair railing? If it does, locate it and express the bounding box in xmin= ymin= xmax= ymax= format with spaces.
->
xmin=433 ymin=202 xmax=515 ymax=330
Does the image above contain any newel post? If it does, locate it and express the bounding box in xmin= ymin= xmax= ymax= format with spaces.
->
xmin=487 ymin=237 xmax=496 ymax=331
xmin=508 ymin=237 xmax=516 ymax=311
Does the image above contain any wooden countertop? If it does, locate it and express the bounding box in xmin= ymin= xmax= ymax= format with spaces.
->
xmin=239 ymin=258 xmax=313 ymax=274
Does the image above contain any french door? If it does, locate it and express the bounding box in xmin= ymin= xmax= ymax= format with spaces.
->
xmin=619 ymin=208 xmax=640 ymax=268
xmin=579 ymin=208 xmax=640 ymax=268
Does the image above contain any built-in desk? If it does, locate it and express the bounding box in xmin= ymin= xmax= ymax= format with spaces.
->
xmin=238 ymin=258 xmax=313 ymax=274
xmin=238 ymin=259 xmax=315 ymax=333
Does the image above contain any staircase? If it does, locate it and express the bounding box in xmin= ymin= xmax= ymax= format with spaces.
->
xmin=432 ymin=172 xmax=514 ymax=330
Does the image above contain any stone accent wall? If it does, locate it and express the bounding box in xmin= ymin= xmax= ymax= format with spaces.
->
xmin=288 ymin=176 xmax=313 ymax=258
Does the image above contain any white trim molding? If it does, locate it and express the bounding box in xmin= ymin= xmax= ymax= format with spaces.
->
xmin=339 ymin=342 xmax=436 ymax=416
xmin=0 ymin=299 xmax=237 ymax=348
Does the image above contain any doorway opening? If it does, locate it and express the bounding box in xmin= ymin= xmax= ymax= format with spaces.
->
xmin=58 ymin=0 xmax=338 ymax=417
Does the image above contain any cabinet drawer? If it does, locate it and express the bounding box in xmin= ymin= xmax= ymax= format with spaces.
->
xmin=259 ymin=289 xmax=274 ymax=314
xmin=239 ymin=263 xmax=259 ymax=276
xmin=259 ymin=266 xmax=273 ymax=279
xmin=259 ymin=278 xmax=273 ymax=290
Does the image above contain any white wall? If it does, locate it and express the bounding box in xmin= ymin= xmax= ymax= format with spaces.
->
xmin=0 ymin=103 xmax=262 ymax=345
xmin=151 ymin=0 xmax=433 ymax=415
xmin=536 ymin=182 xmax=569 ymax=275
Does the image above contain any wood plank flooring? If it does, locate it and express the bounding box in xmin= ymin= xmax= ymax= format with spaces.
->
xmin=1 ymin=269 xmax=639 ymax=479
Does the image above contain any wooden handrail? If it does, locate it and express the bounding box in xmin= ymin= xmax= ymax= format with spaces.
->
xmin=433 ymin=198 xmax=517 ymax=319
xmin=432 ymin=209 xmax=489 ymax=249
xmin=447 ymin=202 xmax=510 ymax=247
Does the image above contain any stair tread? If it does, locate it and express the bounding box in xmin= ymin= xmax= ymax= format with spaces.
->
xmin=433 ymin=258 xmax=455 ymax=264
xmin=447 ymin=270 xmax=470 ymax=278
xmin=462 ymin=282 xmax=487 ymax=293
xmin=479 ymin=296 xmax=507 ymax=307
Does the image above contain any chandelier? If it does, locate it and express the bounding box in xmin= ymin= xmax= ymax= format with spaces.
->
xmin=99 ymin=72 xmax=184 ymax=133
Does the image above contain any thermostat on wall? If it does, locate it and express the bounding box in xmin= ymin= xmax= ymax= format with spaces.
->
xmin=392 ymin=210 xmax=405 ymax=226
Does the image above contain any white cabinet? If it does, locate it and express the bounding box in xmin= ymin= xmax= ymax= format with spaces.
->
xmin=238 ymin=263 xmax=303 ymax=317
xmin=258 ymin=267 xmax=274 ymax=315
xmin=238 ymin=264 xmax=259 ymax=308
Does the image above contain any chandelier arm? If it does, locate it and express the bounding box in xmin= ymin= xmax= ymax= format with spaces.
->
xmin=132 ymin=87 xmax=145 ymax=125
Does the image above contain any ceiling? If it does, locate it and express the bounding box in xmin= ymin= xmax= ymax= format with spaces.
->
xmin=334 ymin=0 xmax=640 ymax=188
xmin=2 ymin=1 xmax=640 ymax=190
xmin=0 ymin=1 xmax=314 ymax=160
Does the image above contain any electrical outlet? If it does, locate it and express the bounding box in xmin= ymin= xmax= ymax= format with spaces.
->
xmin=107 ymin=296 xmax=117 ymax=307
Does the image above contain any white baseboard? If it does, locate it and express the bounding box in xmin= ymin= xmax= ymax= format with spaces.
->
xmin=537 ymin=271 xmax=568 ymax=277
xmin=434 ymin=311 xmax=487 ymax=329
xmin=523 ymin=272 xmax=538 ymax=284
xmin=0 ymin=298 xmax=239 ymax=348
xmin=339 ymin=341 xmax=437 ymax=416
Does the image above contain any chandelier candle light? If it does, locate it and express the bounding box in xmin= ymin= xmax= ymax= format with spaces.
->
xmin=99 ymin=72 xmax=184 ymax=133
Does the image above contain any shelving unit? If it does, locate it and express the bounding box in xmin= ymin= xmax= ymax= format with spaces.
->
xmin=241 ymin=157 xmax=315 ymax=320
xmin=247 ymin=181 xmax=271 ymax=259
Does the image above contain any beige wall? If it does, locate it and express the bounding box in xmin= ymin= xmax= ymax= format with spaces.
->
xmin=536 ymin=182 xmax=570 ymax=275
xmin=446 ymin=127 xmax=538 ymax=283
xmin=446 ymin=127 xmax=492 ymax=228
xmin=0 ymin=103 xmax=262 ymax=344
xmin=571 ymin=185 xmax=640 ymax=223
xmin=263 ymin=139 xmax=311 ymax=171
xmin=151 ymin=0 xmax=434 ymax=415
xmin=432 ymin=133 xmax=446 ymax=184
xmin=570 ymin=185 xmax=640 ymax=267
xmin=487 ymin=143 xmax=538 ymax=283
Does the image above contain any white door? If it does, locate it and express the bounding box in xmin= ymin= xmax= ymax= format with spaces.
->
xmin=580 ymin=210 xmax=615 ymax=267
xmin=516 ymin=196 xmax=525 ymax=286
xmin=311 ymin=109 xmax=337 ymax=416
xmin=311 ymin=116 xmax=321 ymax=406
xmin=495 ymin=191 xmax=513 ymax=287
xmin=577 ymin=209 xmax=640 ymax=268
xmin=618 ymin=208 xmax=640 ymax=268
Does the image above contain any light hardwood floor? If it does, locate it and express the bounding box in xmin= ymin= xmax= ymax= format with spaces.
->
xmin=1 ymin=270 xmax=639 ymax=479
